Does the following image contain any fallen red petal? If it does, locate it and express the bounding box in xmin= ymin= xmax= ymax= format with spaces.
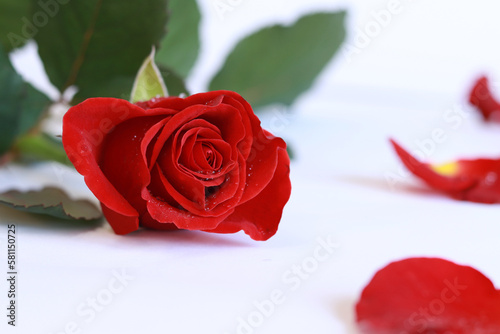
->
xmin=356 ymin=257 xmax=500 ymax=334
xmin=469 ymin=76 xmax=500 ymax=122
xmin=390 ymin=139 xmax=500 ymax=203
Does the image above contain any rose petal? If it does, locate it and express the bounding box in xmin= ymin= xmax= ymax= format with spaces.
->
xmin=191 ymin=141 xmax=224 ymax=172
xmin=63 ymin=98 xmax=176 ymax=234
xmin=100 ymin=115 xmax=165 ymax=214
xmin=101 ymin=203 xmax=139 ymax=235
xmin=135 ymin=96 xmax=192 ymax=111
xmin=139 ymin=91 xmax=237 ymax=113
xmin=152 ymin=157 xmax=243 ymax=217
xmin=143 ymin=91 xmax=254 ymax=159
xmin=142 ymin=184 xmax=233 ymax=231
xmin=203 ymin=154 xmax=245 ymax=211
xmin=147 ymin=164 xmax=180 ymax=208
xmin=149 ymin=103 xmax=244 ymax=174
xmin=240 ymin=129 xmax=288 ymax=204
xmin=140 ymin=210 xmax=178 ymax=231
xmin=469 ymin=76 xmax=500 ymax=122
xmin=391 ymin=139 xmax=500 ymax=203
xmin=152 ymin=104 xmax=247 ymax=213
xmin=205 ymin=147 xmax=291 ymax=241
xmin=356 ymin=257 xmax=500 ymax=334
xmin=174 ymin=121 xmax=233 ymax=176
xmin=201 ymin=94 xmax=253 ymax=159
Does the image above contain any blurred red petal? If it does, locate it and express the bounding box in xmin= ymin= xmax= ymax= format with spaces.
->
xmin=390 ymin=139 xmax=500 ymax=203
xmin=469 ymin=76 xmax=500 ymax=122
xmin=356 ymin=258 xmax=500 ymax=334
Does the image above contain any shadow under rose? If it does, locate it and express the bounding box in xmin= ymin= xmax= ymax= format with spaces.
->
xmin=125 ymin=227 xmax=254 ymax=248
xmin=0 ymin=203 xmax=257 ymax=247
xmin=337 ymin=175 xmax=440 ymax=198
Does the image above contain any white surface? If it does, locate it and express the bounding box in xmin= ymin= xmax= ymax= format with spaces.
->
xmin=3 ymin=0 xmax=500 ymax=333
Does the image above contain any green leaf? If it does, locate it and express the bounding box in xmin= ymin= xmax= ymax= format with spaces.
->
xmin=131 ymin=48 xmax=168 ymax=103
xmin=155 ymin=0 xmax=200 ymax=78
xmin=209 ymin=11 xmax=347 ymax=109
xmin=15 ymin=132 xmax=72 ymax=166
xmin=0 ymin=44 xmax=51 ymax=155
xmin=286 ymin=144 xmax=295 ymax=160
xmin=0 ymin=187 xmax=102 ymax=221
xmin=160 ymin=65 xmax=189 ymax=96
xmin=34 ymin=0 xmax=169 ymax=103
xmin=0 ymin=0 xmax=31 ymax=51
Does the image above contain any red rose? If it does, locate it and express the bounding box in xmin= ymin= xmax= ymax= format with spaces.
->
xmin=62 ymin=91 xmax=291 ymax=241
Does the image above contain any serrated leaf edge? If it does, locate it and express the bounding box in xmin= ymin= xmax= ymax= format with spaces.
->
xmin=0 ymin=188 xmax=102 ymax=221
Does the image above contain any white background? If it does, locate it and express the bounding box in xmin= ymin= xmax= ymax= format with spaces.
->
xmin=3 ymin=0 xmax=500 ymax=333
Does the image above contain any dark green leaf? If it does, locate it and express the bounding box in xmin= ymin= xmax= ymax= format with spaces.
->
xmin=33 ymin=0 xmax=169 ymax=103
xmin=156 ymin=0 xmax=200 ymax=78
xmin=0 ymin=187 xmax=102 ymax=221
xmin=15 ymin=132 xmax=72 ymax=166
xmin=209 ymin=11 xmax=347 ymax=109
xmin=0 ymin=0 xmax=31 ymax=51
xmin=0 ymin=44 xmax=51 ymax=154
xmin=286 ymin=144 xmax=294 ymax=160
xmin=160 ymin=65 xmax=189 ymax=96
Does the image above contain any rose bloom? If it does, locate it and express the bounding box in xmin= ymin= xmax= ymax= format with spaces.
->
xmin=63 ymin=91 xmax=291 ymax=240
